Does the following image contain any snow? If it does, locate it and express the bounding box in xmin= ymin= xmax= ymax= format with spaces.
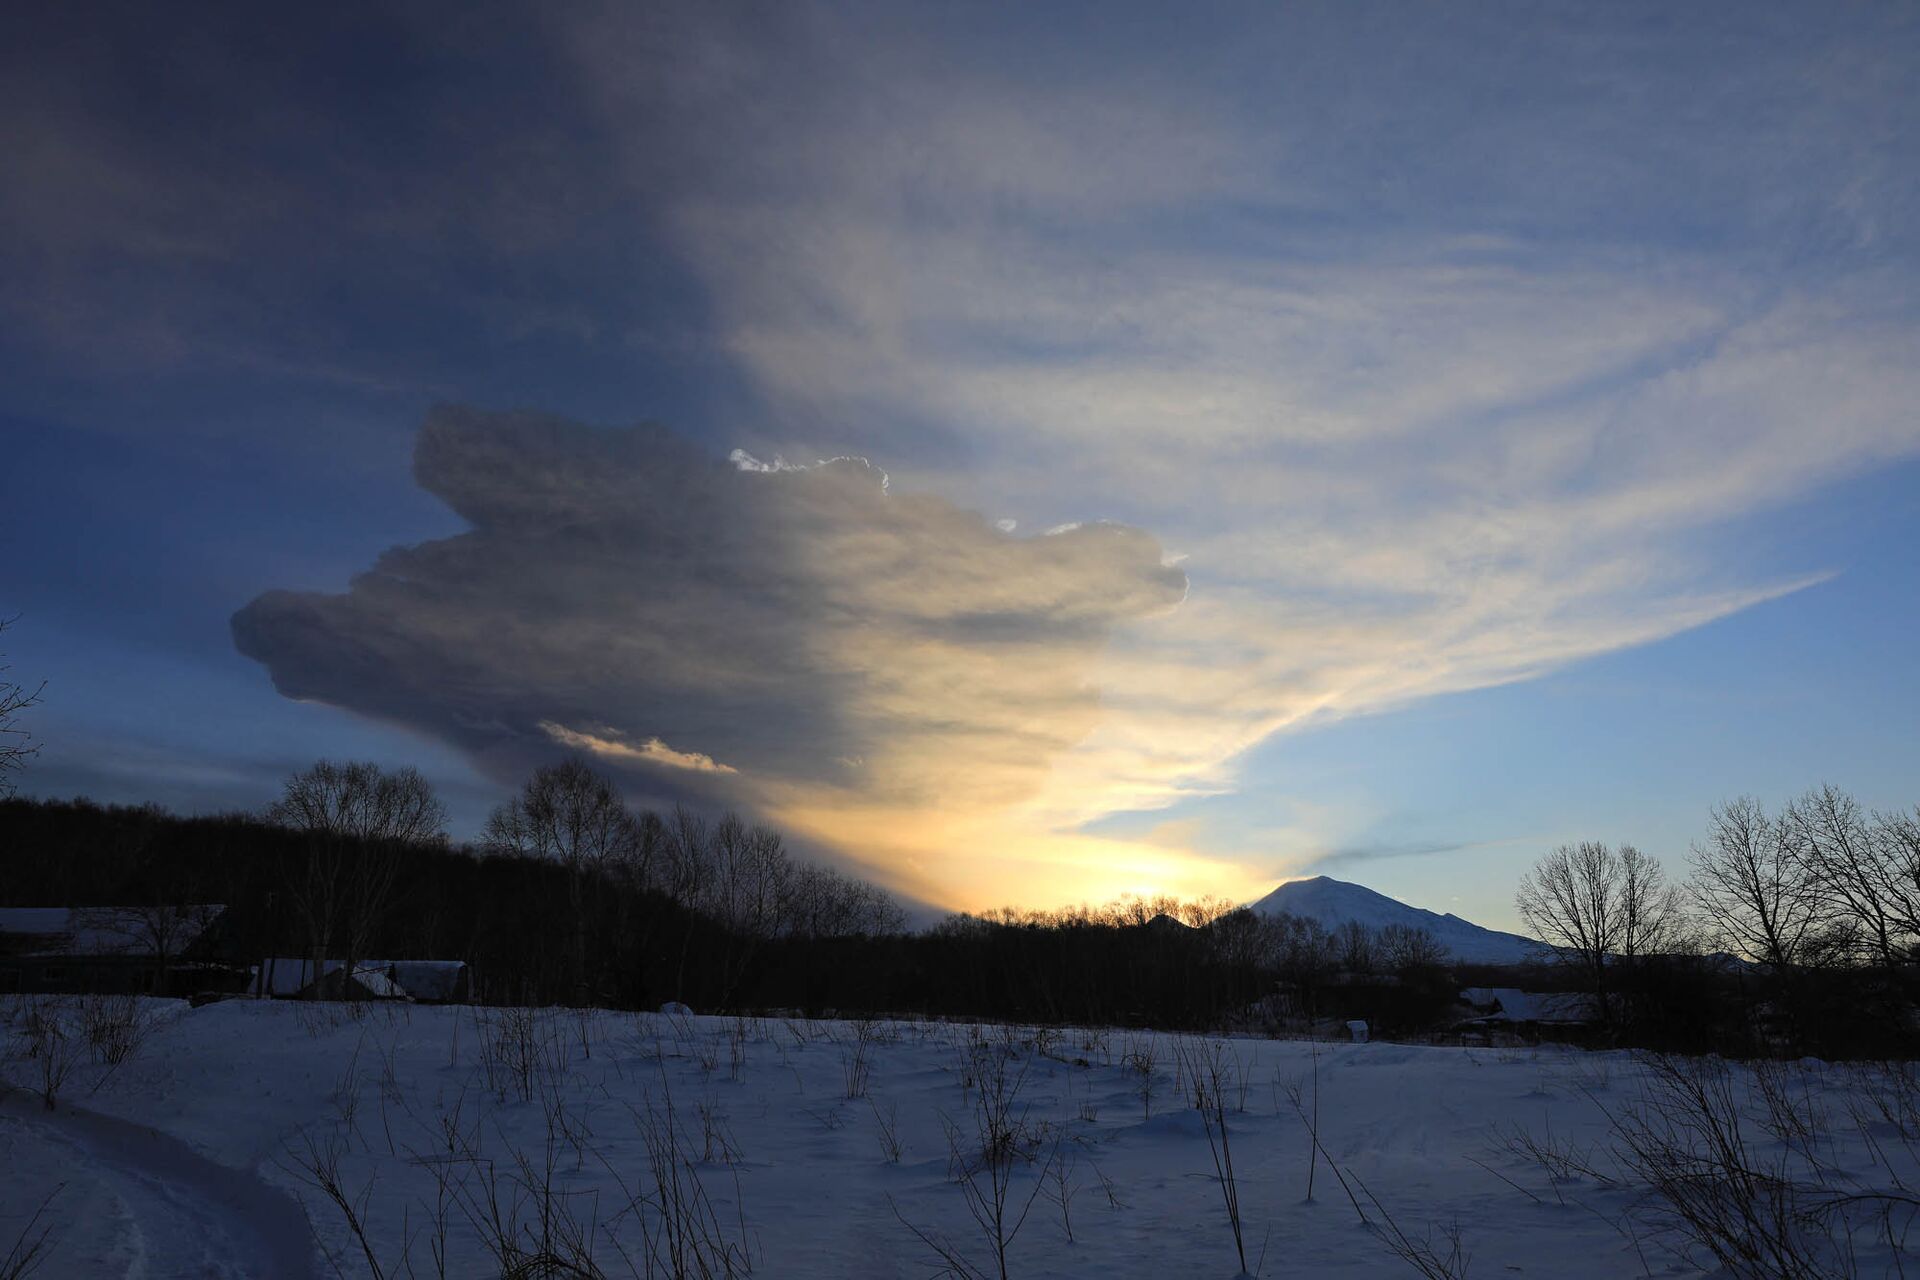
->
xmin=0 ymin=1091 xmax=319 ymax=1278
xmin=5 ymin=998 xmax=1917 ymax=1277
xmin=1251 ymin=876 xmax=1542 ymax=965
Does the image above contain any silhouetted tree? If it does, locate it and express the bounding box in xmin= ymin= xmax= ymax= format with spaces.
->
xmin=1517 ymin=841 xmax=1683 ymax=1032
xmin=268 ymin=760 xmax=447 ymax=995
xmin=0 ymin=616 xmax=43 ymax=795
xmin=1790 ymin=784 xmax=1901 ymax=965
xmin=1379 ymin=922 xmax=1447 ymax=971
xmin=1687 ymin=797 xmax=1831 ymax=970
xmin=1877 ymin=805 xmax=1920 ymax=954
xmin=486 ymin=757 xmax=642 ymax=1000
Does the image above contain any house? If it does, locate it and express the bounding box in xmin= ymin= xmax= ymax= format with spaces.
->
xmin=0 ymin=905 xmax=242 ymax=997
xmin=385 ymin=960 xmax=472 ymax=1004
xmin=249 ymin=958 xmax=407 ymax=1001
xmin=248 ymin=958 xmax=472 ymax=1003
xmin=1456 ymin=986 xmax=1599 ymax=1038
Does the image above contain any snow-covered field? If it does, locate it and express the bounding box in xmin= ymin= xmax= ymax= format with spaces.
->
xmin=3 ymin=998 xmax=1917 ymax=1278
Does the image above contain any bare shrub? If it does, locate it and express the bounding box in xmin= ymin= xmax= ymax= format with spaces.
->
xmin=282 ymin=1126 xmax=395 ymax=1280
xmin=1605 ymin=1054 xmax=1919 ymax=1279
xmin=1121 ymin=1037 xmax=1159 ymax=1122
xmin=609 ymin=1074 xmax=755 ymax=1278
xmin=1350 ymin=1180 xmax=1473 ymax=1280
xmin=78 ymin=993 xmax=150 ymax=1067
xmin=841 ymin=1020 xmax=877 ymax=1100
xmin=0 ymin=1185 xmax=59 ymax=1280
xmin=1481 ymin=1118 xmax=1617 ymax=1208
xmin=477 ymin=1007 xmax=568 ymax=1102
xmin=726 ymin=1017 xmax=751 ymax=1082
xmin=466 ymin=1125 xmax=607 ymax=1277
xmin=1845 ymin=1060 xmax=1920 ymax=1141
xmin=1038 ymin=1137 xmax=1078 ymax=1243
xmin=1750 ymin=1058 xmax=1837 ymax=1175
xmin=695 ymin=1089 xmax=743 ymax=1166
xmin=18 ymin=998 xmax=85 ymax=1111
xmin=1177 ymin=1038 xmax=1258 ymax=1275
xmin=895 ymin=1048 xmax=1047 ymax=1280
xmin=871 ymin=1098 xmax=903 ymax=1164
xmin=1278 ymin=1045 xmax=1370 ymax=1227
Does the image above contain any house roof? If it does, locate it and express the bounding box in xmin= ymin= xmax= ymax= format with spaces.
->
xmin=386 ymin=960 xmax=467 ymax=1001
xmin=1460 ymin=986 xmax=1597 ymax=1024
xmin=248 ymin=958 xmax=463 ymax=1000
xmin=0 ymin=905 xmax=226 ymax=958
xmin=249 ymin=959 xmax=406 ymax=999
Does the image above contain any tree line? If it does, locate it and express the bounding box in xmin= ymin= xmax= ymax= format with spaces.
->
xmin=1 ymin=757 xmax=1462 ymax=1030
xmin=10 ymin=753 xmax=1920 ymax=1055
xmin=1516 ymin=784 xmax=1920 ymax=1056
xmin=0 ymin=756 xmax=902 ymax=1010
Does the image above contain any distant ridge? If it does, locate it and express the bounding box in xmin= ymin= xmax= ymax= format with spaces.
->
xmin=1249 ymin=875 xmax=1540 ymax=965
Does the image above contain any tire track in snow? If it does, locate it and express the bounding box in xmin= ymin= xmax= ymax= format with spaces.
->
xmin=0 ymin=1093 xmax=319 ymax=1279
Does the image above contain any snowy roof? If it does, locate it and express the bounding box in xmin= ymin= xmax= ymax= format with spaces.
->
xmin=385 ymin=960 xmax=467 ymax=1001
xmin=0 ymin=905 xmax=226 ymax=958
xmin=249 ymin=959 xmax=408 ymax=1000
xmin=1460 ymin=987 xmax=1597 ymax=1024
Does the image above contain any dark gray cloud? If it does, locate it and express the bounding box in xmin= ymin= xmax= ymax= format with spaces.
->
xmin=1292 ymin=838 xmax=1471 ymax=877
xmin=233 ymin=405 xmax=1186 ymax=816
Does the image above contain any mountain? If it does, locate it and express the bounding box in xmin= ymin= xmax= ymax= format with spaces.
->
xmin=1249 ymin=875 xmax=1541 ymax=965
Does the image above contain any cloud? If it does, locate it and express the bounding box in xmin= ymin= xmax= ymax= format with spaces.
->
xmin=192 ymin=4 xmax=1920 ymax=910
xmin=476 ymin=2 xmax=1920 ymax=906
xmin=234 ymin=405 xmax=1187 ymax=898
xmin=538 ymin=721 xmax=738 ymax=775
xmin=1293 ymin=840 xmax=1473 ymax=876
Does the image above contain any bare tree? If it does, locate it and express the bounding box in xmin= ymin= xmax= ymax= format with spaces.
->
xmin=1876 ymin=805 xmax=1920 ymax=956
xmin=701 ymin=813 xmax=786 ymax=1005
xmin=646 ymin=805 xmax=905 ymax=1005
xmin=78 ymin=901 xmax=223 ymax=993
xmin=1790 ymin=784 xmax=1901 ymax=965
xmin=1687 ymin=796 xmax=1829 ymax=970
xmin=1379 ymin=922 xmax=1448 ymax=971
xmin=486 ymin=757 xmax=640 ymax=870
xmin=1335 ymin=919 xmax=1378 ymax=975
xmin=780 ymin=860 xmax=906 ymax=939
xmin=1263 ymin=911 xmax=1339 ymax=987
xmin=486 ymin=757 xmax=641 ymax=1000
xmin=269 ymin=761 xmax=448 ymax=997
xmin=658 ymin=804 xmax=713 ymax=909
xmin=0 ymin=615 xmax=44 ymax=795
xmin=1616 ymin=845 xmax=1687 ymax=962
xmin=1207 ymin=907 xmax=1271 ymax=971
xmin=1516 ymin=841 xmax=1682 ymax=1029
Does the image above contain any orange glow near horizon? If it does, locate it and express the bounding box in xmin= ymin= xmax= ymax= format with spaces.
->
xmin=761 ymin=786 xmax=1278 ymax=915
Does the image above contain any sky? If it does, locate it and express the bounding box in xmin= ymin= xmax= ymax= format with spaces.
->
xmin=4 ymin=2 xmax=1919 ymax=931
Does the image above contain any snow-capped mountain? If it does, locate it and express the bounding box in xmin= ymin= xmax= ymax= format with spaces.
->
xmin=1250 ymin=875 xmax=1540 ymax=965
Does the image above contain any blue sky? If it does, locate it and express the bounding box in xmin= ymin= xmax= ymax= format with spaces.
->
xmin=4 ymin=2 xmax=1918 ymax=928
